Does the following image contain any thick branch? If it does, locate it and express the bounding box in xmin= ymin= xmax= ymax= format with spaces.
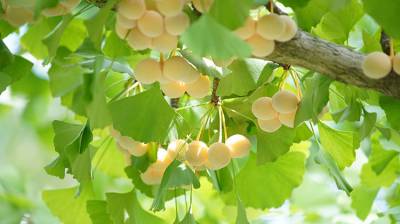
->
xmin=266 ymin=30 xmax=400 ymax=99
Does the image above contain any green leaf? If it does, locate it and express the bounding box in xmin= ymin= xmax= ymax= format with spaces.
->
xmin=361 ymin=154 xmax=399 ymax=188
xmin=92 ymin=138 xmax=127 ymax=178
xmin=256 ymin=126 xmax=296 ymax=164
xmin=0 ymin=56 xmax=33 ymax=94
xmin=109 ymin=87 xmax=176 ymax=143
xmin=235 ymin=152 xmax=305 ymax=209
xmin=278 ymin=0 xmax=310 ymax=8
xmin=181 ymin=14 xmax=251 ymax=60
xmin=295 ymin=74 xmax=332 ymax=125
xmin=370 ymin=133 xmax=399 ymax=175
xmin=59 ymin=19 xmax=88 ymax=52
xmin=42 ymin=186 xmax=93 ymax=224
xmin=217 ymin=59 xmax=268 ymax=97
xmin=179 ymin=212 xmax=197 ymax=224
xmin=351 ymin=185 xmax=379 ymax=220
xmin=43 ymin=15 xmax=74 ymax=59
xmin=87 ymin=200 xmax=114 ymax=224
xmin=293 ymin=0 xmax=336 ymax=31
xmin=380 ymin=96 xmax=400 ymax=131
xmin=235 ymin=198 xmax=249 ymax=224
xmin=209 ymin=0 xmax=252 ymax=30
xmin=363 ymin=0 xmax=400 ymax=39
xmin=360 ymin=111 xmax=377 ymax=140
xmin=87 ymin=71 xmax=112 ymax=129
xmin=318 ymin=121 xmax=357 ymax=169
xmin=103 ymin=31 xmax=134 ymax=58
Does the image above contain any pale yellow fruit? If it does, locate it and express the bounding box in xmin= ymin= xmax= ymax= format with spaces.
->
xmin=159 ymin=72 xmax=173 ymax=84
xmin=126 ymin=28 xmax=152 ymax=50
xmin=258 ymin=117 xmax=282 ymax=133
xmin=163 ymin=56 xmax=200 ymax=83
xmin=207 ymin=142 xmax=231 ymax=170
xmin=42 ymin=4 xmax=68 ymax=17
xmin=251 ymin=97 xmax=278 ymax=120
xmin=123 ymin=151 xmax=132 ymax=166
xmin=185 ymin=141 xmax=208 ymax=166
xmin=161 ymin=81 xmax=187 ymax=98
xmin=109 ymin=126 xmax=121 ymax=139
xmin=165 ymin=12 xmax=190 ymax=36
xmin=157 ymin=148 xmax=174 ymax=165
xmin=60 ymin=0 xmax=80 ymax=10
xmin=186 ymin=75 xmax=210 ymax=98
xmin=167 ymin=139 xmax=188 ymax=159
xmin=225 ymin=134 xmax=251 ymax=158
xmin=127 ymin=141 xmax=148 ymax=157
xmin=272 ymin=90 xmax=299 ymax=114
xmin=235 ymin=18 xmax=256 ymax=40
xmin=118 ymin=136 xmax=137 ymax=151
xmin=256 ymin=13 xmax=286 ymax=40
xmin=152 ymin=32 xmax=178 ymax=53
xmin=115 ymin=23 xmax=129 ymax=39
xmin=140 ymin=161 xmax=167 ymax=185
xmin=393 ymin=54 xmax=400 ymax=75
xmin=145 ymin=0 xmax=157 ymax=10
xmin=116 ymin=13 xmax=136 ymax=29
xmin=156 ymin=0 xmax=184 ymax=17
xmin=4 ymin=6 xmax=33 ymax=26
xmin=362 ymin=52 xmax=392 ymax=79
xmin=213 ymin=58 xmax=235 ymax=67
xmin=247 ymin=34 xmax=275 ymax=57
xmin=276 ymin=15 xmax=297 ymax=42
xmin=137 ymin=10 xmax=164 ymax=38
xmin=118 ymin=0 xmax=146 ymax=20
xmin=278 ymin=112 xmax=296 ymax=128
xmin=135 ymin=58 xmax=162 ymax=84
xmin=192 ymin=0 xmax=213 ymax=13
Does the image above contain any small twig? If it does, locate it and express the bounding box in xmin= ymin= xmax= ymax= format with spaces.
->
xmin=170 ymin=98 xmax=180 ymax=108
xmin=211 ymin=78 xmax=220 ymax=106
xmin=266 ymin=1 xmax=287 ymax=15
xmin=380 ymin=31 xmax=391 ymax=55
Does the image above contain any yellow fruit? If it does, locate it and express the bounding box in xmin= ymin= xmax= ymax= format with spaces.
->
xmin=256 ymin=13 xmax=286 ymax=40
xmin=362 ymin=52 xmax=392 ymax=79
xmin=118 ymin=0 xmax=146 ymax=20
xmin=167 ymin=139 xmax=188 ymax=159
xmin=192 ymin=0 xmax=214 ymax=13
xmin=225 ymin=134 xmax=251 ymax=158
xmin=156 ymin=0 xmax=184 ymax=17
xmin=251 ymin=97 xmax=278 ymax=120
xmin=126 ymin=28 xmax=152 ymax=50
xmin=42 ymin=4 xmax=68 ymax=17
xmin=258 ymin=117 xmax=282 ymax=133
xmin=157 ymin=148 xmax=174 ymax=165
xmin=393 ymin=54 xmax=400 ymax=75
xmin=109 ymin=126 xmax=121 ymax=139
xmin=118 ymin=136 xmax=137 ymax=151
xmin=140 ymin=161 xmax=167 ymax=185
xmin=272 ymin=90 xmax=299 ymax=114
xmin=186 ymin=75 xmax=210 ymax=98
xmin=235 ymin=18 xmax=256 ymax=40
xmin=207 ymin=142 xmax=231 ymax=170
xmin=163 ymin=56 xmax=200 ymax=83
xmin=161 ymin=81 xmax=187 ymax=98
xmin=152 ymin=32 xmax=178 ymax=53
xmin=185 ymin=141 xmax=208 ymax=166
xmin=247 ymin=34 xmax=275 ymax=57
xmin=60 ymin=0 xmax=80 ymax=10
xmin=135 ymin=58 xmax=162 ymax=84
xmin=115 ymin=23 xmax=129 ymax=39
xmin=3 ymin=6 xmax=33 ymax=27
xmin=127 ymin=141 xmax=148 ymax=157
xmin=276 ymin=15 xmax=297 ymax=42
xmin=165 ymin=12 xmax=190 ymax=36
xmin=116 ymin=13 xmax=136 ymax=29
xmin=278 ymin=112 xmax=296 ymax=128
xmin=137 ymin=10 xmax=164 ymax=38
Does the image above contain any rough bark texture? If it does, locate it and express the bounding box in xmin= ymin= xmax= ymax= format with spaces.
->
xmin=266 ymin=30 xmax=400 ymax=99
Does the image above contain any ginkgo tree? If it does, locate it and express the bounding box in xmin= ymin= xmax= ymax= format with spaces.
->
xmin=2 ymin=0 xmax=400 ymax=223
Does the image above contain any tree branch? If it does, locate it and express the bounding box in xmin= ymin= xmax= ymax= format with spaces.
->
xmin=265 ymin=30 xmax=400 ymax=99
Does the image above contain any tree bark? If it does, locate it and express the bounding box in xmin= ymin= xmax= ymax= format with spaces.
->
xmin=266 ymin=30 xmax=400 ymax=99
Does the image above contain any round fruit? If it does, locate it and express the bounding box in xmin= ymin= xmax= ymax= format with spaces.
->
xmin=135 ymin=58 xmax=162 ymax=84
xmin=186 ymin=75 xmax=210 ymax=98
xmin=152 ymin=32 xmax=178 ymax=53
xmin=42 ymin=4 xmax=68 ymax=17
xmin=109 ymin=127 xmax=121 ymax=139
xmin=127 ymin=141 xmax=148 ymax=157
xmin=192 ymin=0 xmax=214 ymax=13
xmin=161 ymin=81 xmax=187 ymax=98
xmin=163 ymin=56 xmax=200 ymax=83
xmin=276 ymin=15 xmax=297 ymax=42
xmin=272 ymin=90 xmax=299 ymax=114
xmin=126 ymin=28 xmax=152 ymax=50
xmin=167 ymin=139 xmax=188 ymax=159
xmin=156 ymin=0 xmax=184 ymax=17
xmin=247 ymin=34 xmax=275 ymax=57
xmin=59 ymin=0 xmax=80 ymax=10
xmin=278 ymin=112 xmax=296 ymax=128
xmin=118 ymin=136 xmax=137 ymax=151
xmin=256 ymin=13 xmax=286 ymax=40
xmin=117 ymin=13 xmax=136 ymax=29
xmin=258 ymin=117 xmax=282 ymax=133
xmin=251 ymin=97 xmax=278 ymax=120
xmin=157 ymin=148 xmax=174 ymax=165
xmin=362 ymin=52 xmax=392 ymax=79
xmin=235 ymin=18 xmax=256 ymax=40
xmin=185 ymin=141 xmax=208 ymax=166
xmin=225 ymin=134 xmax=251 ymax=158
xmin=393 ymin=54 xmax=400 ymax=75
xmin=140 ymin=161 xmax=167 ymax=185
xmin=115 ymin=24 xmax=129 ymax=39
xmin=3 ymin=6 xmax=33 ymax=27
xmin=118 ymin=0 xmax=146 ymax=20
xmin=165 ymin=12 xmax=190 ymax=36
xmin=207 ymin=142 xmax=231 ymax=170
xmin=137 ymin=10 xmax=164 ymax=38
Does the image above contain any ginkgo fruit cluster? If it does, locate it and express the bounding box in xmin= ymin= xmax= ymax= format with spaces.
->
xmin=235 ymin=14 xmax=298 ymax=57
xmin=252 ymin=90 xmax=299 ymax=133
xmin=362 ymin=52 xmax=400 ymax=79
xmin=42 ymin=0 xmax=81 ymax=17
xmin=135 ymin=56 xmax=211 ymax=98
xmin=115 ymin=0 xmax=190 ymax=53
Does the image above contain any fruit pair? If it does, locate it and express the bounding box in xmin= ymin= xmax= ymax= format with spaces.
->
xmin=362 ymin=52 xmax=400 ymax=79
xmin=110 ymin=127 xmax=149 ymax=157
xmin=252 ymin=90 xmax=299 ymax=133
xmin=235 ymin=14 xmax=298 ymax=57
xmin=42 ymin=0 xmax=81 ymax=17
